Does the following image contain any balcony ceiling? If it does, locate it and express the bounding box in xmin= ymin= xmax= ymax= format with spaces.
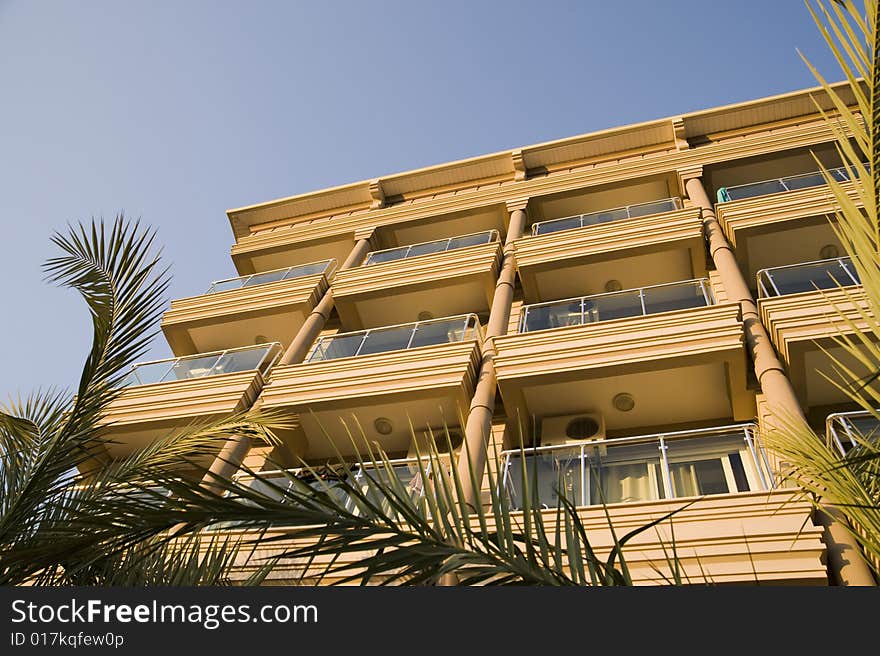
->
xmin=257 ymin=341 xmax=480 ymax=461
xmin=162 ymin=274 xmax=328 ymax=356
xmin=332 ymin=242 xmax=501 ymax=331
xmin=515 ymin=207 xmax=705 ymax=303
xmin=494 ymin=303 xmax=754 ymax=437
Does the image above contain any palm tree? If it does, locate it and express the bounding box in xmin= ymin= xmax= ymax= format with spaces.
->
xmin=0 ymin=217 xmax=282 ymax=585
xmin=762 ymin=0 xmax=880 ymax=578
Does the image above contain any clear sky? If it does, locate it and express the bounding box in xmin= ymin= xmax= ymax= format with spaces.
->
xmin=0 ymin=0 xmax=843 ymax=398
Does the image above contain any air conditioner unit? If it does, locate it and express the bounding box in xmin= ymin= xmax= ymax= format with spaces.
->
xmin=540 ymin=413 xmax=606 ymax=447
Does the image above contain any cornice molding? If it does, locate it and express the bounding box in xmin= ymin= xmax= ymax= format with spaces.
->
xmin=229 ymin=117 xmax=860 ymax=263
xmin=369 ymin=179 xmax=385 ymax=209
xmin=511 ymin=149 xmax=527 ymax=181
xmin=225 ymin=82 xmax=859 ymax=240
xmin=671 ymin=116 xmax=689 ymax=150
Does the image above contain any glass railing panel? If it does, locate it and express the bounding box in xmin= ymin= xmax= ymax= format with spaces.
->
xmin=406 ymin=240 xmax=449 ymax=258
xmin=164 ymin=353 xmax=223 ymax=382
xmin=120 ymin=361 xmax=175 ymax=387
xmin=532 ymin=198 xmax=681 ymax=236
xmin=718 ymin=164 xmax=867 ymax=202
xmin=724 ymin=180 xmax=787 ymax=201
xmin=310 ymin=333 xmax=365 ymax=361
xmin=782 ymin=171 xmax=828 ymax=191
xmin=409 ymin=319 xmax=465 ymax=349
xmin=121 ymin=344 xmax=281 ymax=388
xmin=448 ymin=232 xmax=494 ymax=249
xmin=758 ymin=257 xmax=860 ymax=297
xmin=364 ymin=247 xmax=409 ymax=265
xmin=217 ymin=459 xmax=443 ymax=529
xmin=348 ymin=462 xmax=430 ymax=518
xmin=505 ymin=447 xmax=584 ymax=510
xmin=579 ymin=206 xmax=630 ymax=227
xmin=362 ymin=231 xmax=498 ymax=266
xmin=309 ymin=315 xmax=479 ymax=362
xmin=519 ymin=279 xmax=712 ymax=333
xmin=827 ymin=411 xmax=880 ymax=454
xmin=626 ymin=198 xmax=680 ymax=219
xmin=832 ymin=165 xmax=858 ymax=182
xmin=243 ymin=472 xmax=291 ymax=502
xmin=213 ymin=345 xmax=276 ymax=376
xmin=240 ymin=269 xmax=290 ymax=288
xmin=208 ymin=470 xmax=352 ymax=529
xmin=642 ymin=280 xmax=712 ymax=314
xmin=206 ymin=260 xmax=333 ymax=294
xmin=449 ymin=316 xmax=480 ymax=343
xmin=286 ymin=261 xmax=334 ymax=279
xmin=209 ymin=279 xmax=251 ymax=294
xmin=533 ymin=216 xmax=582 ymax=236
xmin=585 ymin=293 xmax=644 ymax=323
xmin=244 ymin=471 xmax=350 ymax=507
xmin=358 ymin=325 xmax=417 ymax=356
xmin=521 ymin=299 xmax=583 ymax=332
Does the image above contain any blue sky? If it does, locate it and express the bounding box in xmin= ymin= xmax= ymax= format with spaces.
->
xmin=0 ymin=1 xmax=842 ymax=397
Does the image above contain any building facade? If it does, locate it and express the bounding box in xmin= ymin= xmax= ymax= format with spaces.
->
xmin=103 ymin=82 xmax=876 ymax=585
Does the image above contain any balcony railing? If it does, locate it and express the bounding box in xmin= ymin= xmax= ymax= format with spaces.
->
xmin=206 ymin=259 xmax=336 ymax=294
xmin=518 ymin=279 xmax=714 ymax=333
xmin=531 ymin=198 xmax=682 ymax=237
xmin=756 ymin=257 xmax=860 ymax=298
xmin=502 ymin=424 xmax=772 ymax=511
xmin=363 ymin=230 xmax=499 ymax=266
xmin=308 ymin=314 xmax=481 ymax=362
xmin=826 ymin=410 xmax=880 ymax=455
xmin=717 ymin=165 xmax=863 ymax=203
xmin=232 ymin=458 xmax=446 ymax=520
xmin=120 ymin=343 xmax=282 ymax=388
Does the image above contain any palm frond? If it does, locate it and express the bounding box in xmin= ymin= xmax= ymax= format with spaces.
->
xmin=763 ymin=0 xmax=880 ymax=580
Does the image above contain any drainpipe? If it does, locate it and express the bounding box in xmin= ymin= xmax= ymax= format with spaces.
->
xmin=683 ymin=170 xmax=875 ymax=586
xmin=199 ymin=234 xmax=373 ymax=493
xmin=454 ymin=202 xmax=527 ymax=511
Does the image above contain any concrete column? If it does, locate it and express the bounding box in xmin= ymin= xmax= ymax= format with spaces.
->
xmin=684 ymin=174 xmax=875 ymax=586
xmin=200 ymin=235 xmax=373 ymax=492
xmin=454 ymin=206 xmax=527 ymax=511
xmin=278 ymin=236 xmax=372 ymax=366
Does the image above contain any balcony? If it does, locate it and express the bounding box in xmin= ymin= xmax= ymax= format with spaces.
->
xmin=230 ymin=222 xmax=357 ymax=277
xmin=757 ymin=258 xmax=870 ymax=412
xmin=757 ymin=257 xmax=860 ymax=297
xmin=258 ymin=315 xmax=482 ymax=461
xmin=99 ymin=344 xmax=281 ymax=460
xmin=514 ymin=199 xmax=705 ymax=303
xmin=332 ymin=231 xmax=502 ymax=330
xmin=234 ymin=457 xmax=447 ymax=519
xmin=714 ymin=167 xmax=860 ymax=289
xmin=494 ymin=301 xmax=753 ymax=436
xmin=161 ymin=260 xmax=334 ymax=356
xmin=717 ymin=165 xmax=860 ymax=203
xmin=502 ymin=424 xmax=772 ymax=510
xmin=363 ymin=230 xmax=498 ymax=265
xmin=495 ymin=424 xmax=823 ymax=584
xmin=531 ymin=198 xmax=682 ymax=236
xmin=826 ymin=410 xmax=880 ymax=455
xmin=518 ymin=279 xmax=714 ymax=333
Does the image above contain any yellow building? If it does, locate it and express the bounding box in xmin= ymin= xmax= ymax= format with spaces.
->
xmin=103 ymin=81 xmax=877 ymax=585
